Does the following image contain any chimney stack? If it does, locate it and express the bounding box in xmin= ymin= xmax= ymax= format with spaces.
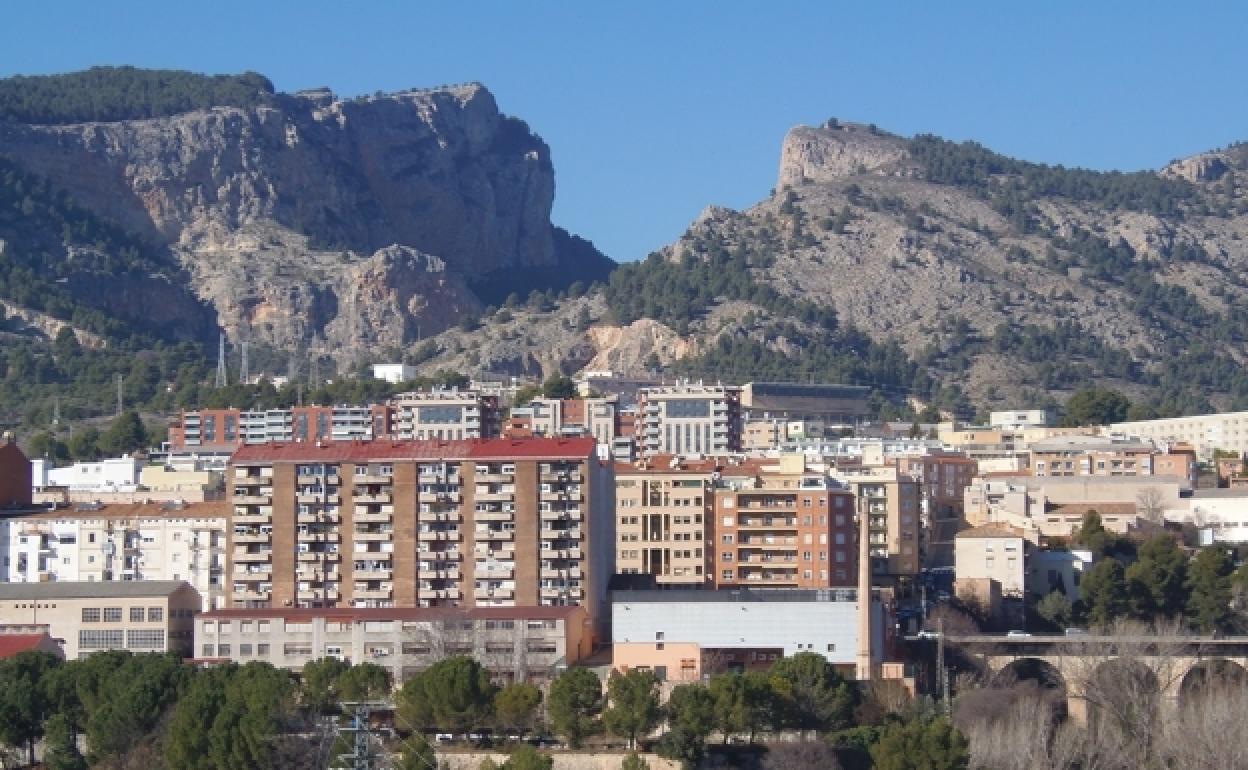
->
xmin=856 ymin=495 xmax=874 ymax=681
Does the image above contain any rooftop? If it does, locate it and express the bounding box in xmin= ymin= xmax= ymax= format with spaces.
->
xmin=199 ymin=605 xmax=582 ymax=622
xmin=5 ymin=501 xmax=229 ymax=522
xmin=232 ymin=437 xmax=597 ymax=464
xmin=956 ymin=524 xmax=1025 ymax=539
xmin=0 ymin=580 xmax=194 ymax=600
xmin=0 ymin=633 xmax=56 ymax=659
xmin=610 ymin=588 xmax=859 ymax=603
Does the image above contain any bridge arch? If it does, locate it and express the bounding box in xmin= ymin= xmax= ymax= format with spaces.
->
xmin=1178 ymin=658 xmax=1248 ymax=705
xmin=992 ymin=657 xmax=1066 ymax=692
xmin=1084 ymin=658 xmax=1161 ymax=740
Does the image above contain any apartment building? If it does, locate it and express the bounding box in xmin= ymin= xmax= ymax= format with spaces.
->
xmin=638 ymin=383 xmax=741 ymax=457
xmin=739 ymin=382 xmax=871 ymax=428
xmin=391 ymin=389 xmax=501 ymax=440
xmin=614 ymin=457 xmax=717 ymax=587
xmin=169 ymin=405 xmax=391 ymax=451
xmin=713 ymin=457 xmax=860 ymax=589
xmin=963 ymin=475 xmax=1181 ymax=539
xmin=227 ymin=437 xmax=613 ymax=637
xmin=0 ymin=433 xmax=32 ymax=509
xmin=1111 ymin=410 xmax=1248 ymax=460
xmin=830 ymin=470 xmax=923 ymax=582
xmin=511 ymin=397 xmax=620 ymax=446
xmin=196 ymin=605 xmax=588 ymax=684
xmin=0 ymin=580 xmax=200 ymax=659
xmin=0 ymin=502 xmax=229 ymax=610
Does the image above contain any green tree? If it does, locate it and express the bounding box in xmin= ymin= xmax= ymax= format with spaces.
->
xmin=1062 ymin=386 xmax=1131 ymax=426
xmin=26 ymin=431 xmax=69 ymax=462
xmin=98 ymin=409 xmax=148 ymax=455
xmin=67 ymin=426 xmax=101 ymax=461
xmin=1186 ymin=547 xmax=1235 ymax=632
xmin=656 ymin=684 xmax=714 ymax=766
xmin=397 ymin=656 xmax=497 ymax=733
xmin=768 ymin=651 xmax=857 ymax=731
xmin=1035 ymin=591 xmax=1074 ymax=629
xmin=1072 ymin=510 xmax=1109 ymax=555
xmin=541 ymin=375 xmax=578 ymax=400
xmin=546 ymin=667 xmax=603 ymax=749
xmin=394 ymin=735 xmax=437 ymax=770
xmin=43 ymin=713 xmax=87 ymax=770
xmin=0 ymin=650 xmax=59 ymax=764
xmin=1125 ymin=535 xmax=1188 ymax=620
xmin=869 ymin=715 xmax=969 ymax=770
xmin=512 ymin=384 xmax=542 ymax=406
xmin=708 ymin=671 xmax=775 ymax=744
xmin=1081 ymin=558 xmax=1129 ymax=628
xmin=500 ymin=743 xmax=553 ymax=770
xmin=337 ymin=662 xmax=391 ymax=701
xmin=301 ymin=657 xmax=350 ymax=714
xmin=621 ymin=753 xmax=651 ymax=770
xmin=494 ymin=682 xmax=543 ymax=735
xmin=603 ymin=669 xmax=661 ymax=750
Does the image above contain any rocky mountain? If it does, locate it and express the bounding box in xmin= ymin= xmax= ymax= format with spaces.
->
xmin=423 ymin=122 xmax=1248 ymax=416
xmin=0 ymin=68 xmax=612 ymax=365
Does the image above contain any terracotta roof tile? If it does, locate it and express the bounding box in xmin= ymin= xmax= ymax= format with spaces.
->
xmin=0 ymin=634 xmax=54 ymax=659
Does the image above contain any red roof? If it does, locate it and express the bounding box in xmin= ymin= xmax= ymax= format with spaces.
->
xmin=0 ymin=633 xmax=57 ymax=659
xmin=200 ymin=605 xmax=583 ymax=622
xmin=231 ymin=437 xmax=597 ymax=464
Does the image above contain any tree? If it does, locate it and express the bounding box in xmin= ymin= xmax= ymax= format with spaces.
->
xmin=869 ymin=715 xmax=969 ymax=770
xmin=26 ymin=431 xmax=69 ymax=462
xmin=546 ymin=667 xmax=602 ymax=748
xmin=1035 ymin=591 xmax=1074 ymax=630
xmin=1072 ymin=510 xmax=1109 ymax=556
xmin=512 ymin=385 xmax=541 ymax=406
xmin=1062 ymin=387 xmax=1130 ymax=426
xmin=541 ymin=375 xmax=578 ymax=400
xmin=0 ymin=650 xmax=60 ymax=763
xmin=43 ymin=713 xmax=87 ymax=770
xmin=709 ymin=671 xmax=775 ymax=744
xmin=1125 ymin=535 xmax=1187 ymax=621
xmin=337 ymin=662 xmax=391 ymax=702
xmin=656 ymin=684 xmax=715 ymax=766
xmin=397 ymin=656 xmax=496 ymax=733
xmin=621 ymin=753 xmax=650 ymax=770
xmin=768 ymin=651 xmax=857 ymax=731
xmin=98 ymin=410 xmax=148 ymax=455
xmin=1081 ymin=558 xmax=1128 ymax=628
xmin=494 ymin=682 xmax=542 ymax=736
xmin=167 ymin=661 xmax=295 ymax=770
xmin=301 ymin=657 xmax=350 ymax=714
xmin=603 ymin=669 xmax=661 ymax=749
xmin=1186 ymin=547 xmax=1234 ymax=633
xmin=394 ymin=735 xmax=437 ymax=770
xmin=1135 ymin=487 xmax=1166 ymax=525
xmin=67 ymin=426 xmax=101 ymax=461
xmin=499 ymin=744 xmax=553 ymax=770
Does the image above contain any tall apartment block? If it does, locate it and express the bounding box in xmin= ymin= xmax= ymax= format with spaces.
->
xmin=614 ymin=458 xmax=717 ymax=586
xmin=835 ymin=473 xmax=922 ymax=582
xmin=169 ymin=405 xmax=391 ymax=451
xmin=391 ymin=389 xmax=502 ymax=440
xmin=712 ymin=458 xmax=859 ymax=588
xmin=227 ymin=438 xmax=613 ymax=637
xmin=512 ymin=398 xmax=620 ymax=445
xmin=0 ymin=502 xmax=228 ymax=610
xmin=638 ymin=384 xmax=742 ymax=457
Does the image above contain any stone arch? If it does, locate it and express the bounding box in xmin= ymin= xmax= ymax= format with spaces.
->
xmin=992 ymin=657 xmax=1066 ymax=692
xmin=1085 ymin=658 xmax=1161 ymax=739
xmin=1178 ymin=658 xmax=1248 ymax=705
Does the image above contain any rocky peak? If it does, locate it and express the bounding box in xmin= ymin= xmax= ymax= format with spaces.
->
xmin=777 ymin=121 xmax=911 ymax=189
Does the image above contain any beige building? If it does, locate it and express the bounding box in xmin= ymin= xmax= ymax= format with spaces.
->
xmin=391 ymin=389 xmax=501 ymax=440
xmin=0 ymin=580 xmax=200 ymax=659
xmin=1 ymin=502 xmax=228 ymax=610
xmin=614 ymin=457 xmax=716 ymax=586
xmin=196 ymin=605 xmax=588 ymax=684
xmin=830 ymin=468 xmax=923 ymax=582
xmin=1111 ymin=410 xmax=1248 ymax=460
xmin=963 ymin=475 xmax=1180 ymax=540
xmin=638 ymin=383 xmax=742 ymax=456
xmin=227 ymin=438 xmax=614 ymax=640
xmin=955 ymin=525 xmax=1026 ymax=602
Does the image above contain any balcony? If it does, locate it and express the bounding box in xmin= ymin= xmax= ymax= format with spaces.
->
xmin=736 ymin=518 xmax=796 ymax=529
xmin=417 ymin=567 xmax=460 ymax=580
xmin=233 ymin=566 xmax=272 ymax=579
xmin=354 ymin=506 xmax=394 ymax=521
xmin=540 ymin=566 xmax=582 ymax=579
xmin=232 ymin=531 xmax=270 ymax=544
xmin=233 ymin=494 xmax=270 ymax=505
xmin=298 ymin=532 xmax=341 ymax=544
xmin=298 ymin=511 xmax=340 ymax=524
xmin=298 ymin=551 xmax=342 ymax=562
xmin=233 ymin=551 xmax=271 ymax=563
xmin=540 ymin=586 xmax=583 ymax=599
xmin=475 ymin=509 xmax=513 ymax=522
xmin=476 ymin=564 xmax=515 ymax=579
xmin=541 ymin=508 xmax=582 ymax=522
xmin=354 ymin=474 xmax=393 ymax=485
xmin=297 ymin=493 xmax=340 ymax=504
xmin=297 ymin=589 xmax=340 ymax=602
xmin=474 ymin=546 xmax=515 ymax=561
xmin=475 ymin=587 xmax=515 ymax=600
xmin=232 ymin=588 xmax=270 ymax=601
xmin=418 ymin=510 xmax=461 ymax=523
xmin=475 ymin=491 xmax=514 ymax=503
xmin=540 ymin=547 xmax=582 ymax=560
xmin=475 ymin=529 xmax=514 ymax=542
xmin=476 ymin=472 xmax=513 ymax=483
xmin=418 ymin=531 xmax=461 ymax=542
xmin=354 ymin=492 xmax=392 ymax=505
xmin=296 ymin=568 xmax=340 ymax=582
xmin=353 ymin=530 xmax=394 ymax=542
xmin=422 ymin=588 xmax=461 ymax=600
xmin=352 ymin=586 xmax=393 ymax=600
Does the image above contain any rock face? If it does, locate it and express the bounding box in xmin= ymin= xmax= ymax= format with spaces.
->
xmin=777 ymin=123 xmax=910 ymax=188
xmin=0 ymin=82 xmax=611 ymax=361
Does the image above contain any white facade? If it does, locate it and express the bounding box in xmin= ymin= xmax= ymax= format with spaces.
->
xmin=392 ymin=389 xmax=495 ymax=439
xmin=638 ymin=384 xmax=740 ymax=457
xmin=0 ymin=505 xmax=228 ymax=610
xmin=955 ymin=528 xmax=1026 ymax=599
xmin=611 ymin=589 xmax=866 ymax=666
xmin=371 ymin=364 xmax=418 ymax=384
xmin=1170 ymin=490 xmax=1248 ymax=544
xmin=1026 ymin=548 xmax=1092 ymax=601
xmin=42 ymin=457 xmax=142 ymax=491
xmin=990 ymin=410 xmax=1051 ymax=429
xmin=1111 ymin=410 xmax=1248 ymax=459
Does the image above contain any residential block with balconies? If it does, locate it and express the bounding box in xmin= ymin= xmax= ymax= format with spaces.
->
xmin=637 ymin=383 xmax=741 ymax=457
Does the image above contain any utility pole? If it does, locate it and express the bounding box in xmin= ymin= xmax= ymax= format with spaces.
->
xmin=215 ymin=333 xmax=228 ymax=388
xmin=336 ymin=701 xmax=387 ymax=770
xmin=937 ymin=616 xmax=949 ymax=711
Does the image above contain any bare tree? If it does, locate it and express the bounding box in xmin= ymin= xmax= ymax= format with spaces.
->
xmin=1136 ymin=487 xmax=1165 ymax=525
xmin=1157 ymin=685 xmax=1248 ymax=769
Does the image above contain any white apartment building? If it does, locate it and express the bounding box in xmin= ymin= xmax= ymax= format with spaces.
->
xmin=638 ymin=383 xmax=741 ymax=457
xmin=519 ymin=398 xmax=619 ymax=445
xmin=0 ymin=502 xmax=228 ymax=610
xmin=989 ymin=410 xmax=1051 ymax=429
xmin=1111 ymin=410 xmax=1248 ymax=460
xmin=372 ymin=363 xmax=418 ymax=384
xmin=33 ymin=456 xmax=143 ymax=492
xmin=391 ymin=389 xmax=501 ymax=440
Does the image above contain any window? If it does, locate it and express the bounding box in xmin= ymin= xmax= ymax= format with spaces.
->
xmin=721 ymin=552 xmax=733 ymax=562
xmin=80 ymin=630 xmax=124 ymax=650
xmin=202 ymin=644 xmax=215 ymax=657
xmin=130 ymin=607 xmax=145 ymax=622
xmin=126 ymin=630 xmax=165 ymax=649
xmin=217 ymin=644 xmax=232 ymax=656
xmin=257 ymin=643 xmax=270 ymax=655
xmin=722 ymin=570 xmax=733 ymax=580
xmin=239 ymin=643 xmax=253 ymax=656
xmin=148 ymin=607 xmax=163 ymax=622
xmin=721 ymin=534 xmax=733 ymax=544
xmin=103 ymin=607 xmax=122 ymax=622
xmin=82 ymin=607 xmax=101 ymax=623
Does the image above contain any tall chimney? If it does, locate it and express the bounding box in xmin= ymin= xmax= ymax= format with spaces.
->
xmin=856 ymin=491 xmax=874 ymax=681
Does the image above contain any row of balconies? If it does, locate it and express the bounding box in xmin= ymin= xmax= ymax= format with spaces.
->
xmin=298 ymin=474 xmax=341 ymax=485
xmin=298 ymin=511 xmax=340 ymax=524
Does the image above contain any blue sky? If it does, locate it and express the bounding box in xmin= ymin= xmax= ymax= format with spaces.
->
xmin=4 ymin=1 xmax=1246 ymax=262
